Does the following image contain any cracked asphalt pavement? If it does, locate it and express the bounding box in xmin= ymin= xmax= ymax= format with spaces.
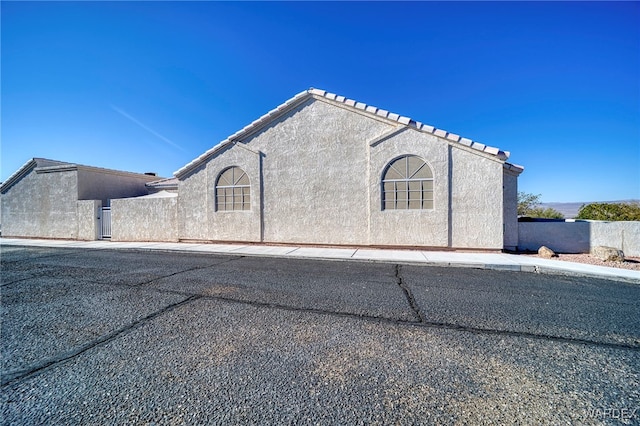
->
xmin=1 ymin=245 xmax=639 ymax=424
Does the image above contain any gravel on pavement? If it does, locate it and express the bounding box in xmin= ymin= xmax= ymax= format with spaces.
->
xmin=1 ymin=246 xmax=639 ymax=425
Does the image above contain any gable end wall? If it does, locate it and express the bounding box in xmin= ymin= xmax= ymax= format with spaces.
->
xmin=1 ymin=168 xmax=79 ymax=239
xmin=175 ymin=98 xmax=511 ymax=249
xmin=244 ymin=99 xmax=389 ymax=245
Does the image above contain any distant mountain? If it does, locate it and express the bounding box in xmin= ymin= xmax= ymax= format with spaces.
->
xmin=538 ymin=199 xmax=640 ymax=219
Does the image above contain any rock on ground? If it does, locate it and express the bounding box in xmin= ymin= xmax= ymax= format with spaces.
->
xmin=538 ymin=246 xmax=557 ymax=259
xmin=591 ymin=246 xmax=625 ymax=262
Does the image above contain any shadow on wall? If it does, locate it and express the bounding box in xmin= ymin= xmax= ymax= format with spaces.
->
xmin=518 ymin=218 xmax=640 ymax=257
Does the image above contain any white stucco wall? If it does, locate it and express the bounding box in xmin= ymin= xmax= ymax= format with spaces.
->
xmin=111 ymin=195 xmax=178 ymax=242
xmin=0 ymin=168 xmax=79 ymax=239
xmin=0 ymin=160 xmax=161 ymax=241
xmin=77 ymin=200 xmax=101 ymax=240
xmin=179 ymin=99 xmax=392 ymax=245
xmin=450 ymin=147 xmax=504 ymax=249
xmin=178 ymin=143 xmax=262 ymax=242
xmin=205 ymin=144 xmax=262 ymax=242
xmin=249 ymin=100 xmax=390 ymax=245
xmin=590 ymin=221 xmax=640 ymax=256
xmin=369 ymin=128 xmax=449 ymax=247
xmin=176 ymin=97 xmax=513 ymax=249
xmin=178 ymin=164 xmax=208 ymax=241
xmin=518 ymin=220 xmax=640 ymax=256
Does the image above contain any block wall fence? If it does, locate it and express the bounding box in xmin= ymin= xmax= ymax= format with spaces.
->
xmin=518 ymin=219 xmax=640 ymax=257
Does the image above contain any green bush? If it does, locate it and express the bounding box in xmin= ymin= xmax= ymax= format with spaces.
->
xmin=576 ymin=202 xmax=640 ymax=221
xmin=517 ymin=192 xmax=564 ymax=219
xmin=526 ymin=207 xmax=565 ymax=219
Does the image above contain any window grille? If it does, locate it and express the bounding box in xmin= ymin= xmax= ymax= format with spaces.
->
xmin=216 ymin=167 xmax=250 ymax=211
xmin=382 ymin=155 xmax=433 ymax=210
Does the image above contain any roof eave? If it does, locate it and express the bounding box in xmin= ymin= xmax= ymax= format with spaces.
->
xmin=503 ymin=162 xmax=525 ymax=175
xmin=309 ymin=88 xmax=511 ymax=161
xmin=0 ymin=159 xmax=38 ymax=193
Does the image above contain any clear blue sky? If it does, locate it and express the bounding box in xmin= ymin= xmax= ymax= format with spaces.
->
xmin=2 ymin=1 xmax=639 ymax=202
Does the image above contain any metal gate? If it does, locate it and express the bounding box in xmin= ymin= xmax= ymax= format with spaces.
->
xmin=101 ymin=207 xmax=111 ymax=239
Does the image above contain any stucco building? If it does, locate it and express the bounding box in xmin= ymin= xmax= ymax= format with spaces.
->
xmin=135 ymin=88 xmax=523 ymax=249
xmin=0 ymin=158 xmax=159 ymax=240
xmin=1 ymin=89 xmax=524 ymax=250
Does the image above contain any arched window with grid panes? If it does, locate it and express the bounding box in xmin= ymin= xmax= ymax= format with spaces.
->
xmin=382 ymin=155 xmax=433 ymax=210
xmin=216 ymin=167 xmax=250 ymax=211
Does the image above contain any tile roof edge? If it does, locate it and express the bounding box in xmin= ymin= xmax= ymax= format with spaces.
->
xmin=174 ymin=90 xmax=311 ymax=177
xmin=174 ymin=87 xmax=516 ymax=177
xmin=308 ymin=88 xmax=511 ymax=161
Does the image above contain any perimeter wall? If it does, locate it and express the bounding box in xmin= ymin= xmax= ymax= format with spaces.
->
xmin=518 ymin=219 xmax=640 ymax=256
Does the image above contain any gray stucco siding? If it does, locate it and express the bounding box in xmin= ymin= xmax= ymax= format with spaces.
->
xmin=112 ymin=196 xmax=178 ymax=242
xmin=177 ymin=164 xmax=208 ymax=241
xmin=176 ymin=98 xmax=513 ymax=249
xmin=205 ymin=143 xmax=262 ymax=242
xmin=1 ymin=92 xmax=521 ymax=248
xmin=245 ymin=99 xmax=390 ymax=245
xmin=173 ymin=95 xmax=519 ymax=249
xmin=450 ymin=148 xmax=504 ymax=249
xmin=77 ymin=200 xmax=101 ymax=241
xmin=369 ymin=129 xmax=449 ymax=247
xmin=0 ymin=163 xmax=163 ymax=241
xmin=1 ymin=168 xmax=78 ymax=239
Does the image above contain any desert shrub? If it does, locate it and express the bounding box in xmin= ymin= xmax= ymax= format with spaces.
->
xmin=526 ymin=207 xmax=565 ymax=219
xmin=517 ymin=192 xmax=540 ymax=216
xmin=517 ymin=192 xmax=564 ymax=218
xmin=576 ymin=202 xmax=640 ymax=221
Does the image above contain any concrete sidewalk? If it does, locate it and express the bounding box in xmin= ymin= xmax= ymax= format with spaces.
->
xmin=1 ymin=237 xmax=638 ymax=283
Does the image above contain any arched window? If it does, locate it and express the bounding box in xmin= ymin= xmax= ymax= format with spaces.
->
xmin=382 ymin=155 xmax=433 ymax=210
xmin=216 ymin=167 xmax=250 ymax=211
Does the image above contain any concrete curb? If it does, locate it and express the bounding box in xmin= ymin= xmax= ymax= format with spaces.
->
xmin=1 ymin=238 xmax=638 ymax=284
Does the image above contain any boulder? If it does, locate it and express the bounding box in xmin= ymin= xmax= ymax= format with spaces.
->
xmin=538 ymin=246 xmax=557 ymax=258
xmin=591 ymin=246 xmax=625 ymax=262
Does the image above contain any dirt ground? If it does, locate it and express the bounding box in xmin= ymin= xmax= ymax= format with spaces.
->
xmin=520 ymin=253 xmax=640 ymax=271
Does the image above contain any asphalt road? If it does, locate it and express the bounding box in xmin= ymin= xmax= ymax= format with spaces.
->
xmin=1 ymin=245 xmax=639 ymax=425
